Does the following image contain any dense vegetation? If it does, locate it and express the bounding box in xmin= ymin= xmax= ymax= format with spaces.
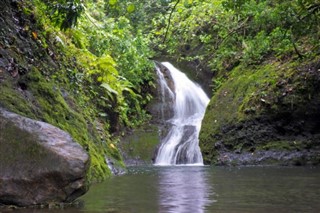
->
xmin=1 ymin=0 xmax=319 ymax=181
xmin=30 ymin=0 xmax=320 ymax=129
xmin=152 ymin=0 xmax=319 ymax=74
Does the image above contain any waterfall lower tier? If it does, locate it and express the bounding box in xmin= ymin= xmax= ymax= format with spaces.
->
xmin=154 ymin=62 xmax=210 ymax=165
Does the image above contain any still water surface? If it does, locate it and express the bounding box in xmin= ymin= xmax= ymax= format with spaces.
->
xmin=8 ymin=166 xmax=320 ymax=213
xmin=82 ymin=166 xmax=320 ymax=213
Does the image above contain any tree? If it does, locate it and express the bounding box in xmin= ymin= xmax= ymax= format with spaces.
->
xmin=43 ymin=0 xmax=84 ymax=30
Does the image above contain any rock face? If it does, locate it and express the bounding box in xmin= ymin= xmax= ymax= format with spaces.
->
xmin=0 ymin=108 xmax=89 ymax=206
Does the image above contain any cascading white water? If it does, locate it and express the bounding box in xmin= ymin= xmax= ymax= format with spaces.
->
xmin=155 ymin=62 xmax=210 ymax=165
xmin=155 ymin=65 xmax=175 ymax=120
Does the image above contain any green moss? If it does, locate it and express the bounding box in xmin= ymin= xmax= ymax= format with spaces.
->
xmin=0 ymin=81 xmax=35 ymax=119
xmin=200 ymin=63 xmax=280 ymax=150
xmin=257 ymin=140 xmax=304 ymax=151
xmin=204 ymin=63 xmax=279 ymax=131
xmin=120 ymin=125 xmax=159 ymax=163
xmin=200 ymin=56 xmax=320 ymax=164
xmin=88 ymin=148 xmax=110 ymax=182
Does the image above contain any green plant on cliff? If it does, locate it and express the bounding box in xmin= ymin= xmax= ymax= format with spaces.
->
xmin=42 ymin=0 xmax=85 ymax=30
xmin=35 ymin=0 xmax=157 ymax=128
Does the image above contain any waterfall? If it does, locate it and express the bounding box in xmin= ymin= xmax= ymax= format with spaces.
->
xmin=154 ymin=62 xmax=210 ymax=165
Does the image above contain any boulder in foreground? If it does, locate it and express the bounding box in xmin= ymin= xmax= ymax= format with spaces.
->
xmin=0 ymin=108 xmax=89 ymax=206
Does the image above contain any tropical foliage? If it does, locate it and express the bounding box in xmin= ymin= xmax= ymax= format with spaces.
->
xmin=150 ymin=0 xmax=320 ymax=81
xmin=31 ymin=0 xmax=320 ymax=131
xmin=32 ymin=0 xmax=157 ymax=132
xmin=42 ymin=0 xmax=85 ymax=30
xmin=30 ymin=0 xmax=320 ymax=133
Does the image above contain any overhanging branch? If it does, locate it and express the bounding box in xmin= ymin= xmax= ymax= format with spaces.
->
xmin=162 ymin=0 xmax=180 ymax=44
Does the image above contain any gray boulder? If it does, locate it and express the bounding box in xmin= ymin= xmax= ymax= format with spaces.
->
xmin=0 ymin=108 xmax=89 ymax=206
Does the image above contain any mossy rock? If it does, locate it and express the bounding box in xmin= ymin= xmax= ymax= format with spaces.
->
xmin=120 ymin=124 xmax=160 ymax=165
xmin=0 ymin=108 xmax=89 ymax=206
xmin=200 ymin=57 xmax=320 ymax=165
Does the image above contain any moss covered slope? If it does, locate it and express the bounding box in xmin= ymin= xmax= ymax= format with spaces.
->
xmin=200 ymin=57 xmax=320 ymax=165
xmin=0 ymin=0 xmax=125 ymax=182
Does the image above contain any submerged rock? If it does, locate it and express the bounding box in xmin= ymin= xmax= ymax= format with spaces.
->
xmin=0 ymin=108 xmax=89 ymax=207
xmin=105 ymin=158 xmax=126 ymax=175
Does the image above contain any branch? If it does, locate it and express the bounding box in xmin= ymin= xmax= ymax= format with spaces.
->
xmin=84 ymin=12 xmax=100 ymax=29
xmin=290 ymin=35 xmax=303 ymax=59
xmin=162 ymin=0 xmax=180 ymax=43
xmin=300 ymin=3 xmax=320 ymax=20
xmin=215 ymin=16 xmax=251 ymax=49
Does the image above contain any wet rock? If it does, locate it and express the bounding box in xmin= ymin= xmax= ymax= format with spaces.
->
xmin=105 ymin=158 xmax=126 ymax=175
xmin=155 ymin=61 xmax=175 ymax=93
xmin=175 ymin=125 xmax=197 ymax=164
xmin=0 ymin=108 xmax=89 ymax=207
xmin=147 ymin=62 xmax=175 ymax=124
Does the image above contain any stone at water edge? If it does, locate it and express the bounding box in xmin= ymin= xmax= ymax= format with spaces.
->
xmin=0 ymin=108 xmax=89 ymax=207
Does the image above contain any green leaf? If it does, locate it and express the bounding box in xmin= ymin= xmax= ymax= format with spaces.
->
xmin=184 ymin=0 xmax=193 ymax=7
xmin=127 ymin=4 xmax=135 ymax=13
xmin=101 ymin=83 xmax=118 ymax=95
xmin=109 ymin=0 xmax=117 ymax=6
xmin=123 ymin=87 xmax=140 ymax=98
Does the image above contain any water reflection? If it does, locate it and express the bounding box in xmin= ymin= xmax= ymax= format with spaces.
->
xmin=157 ymin=166 xmax=215 ymax=213
xmin=7 ymin=166 xmax=320 ymax=213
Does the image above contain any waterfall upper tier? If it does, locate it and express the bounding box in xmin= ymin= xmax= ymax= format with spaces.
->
xmin=154 ymin=62 xmax=210 ymax=166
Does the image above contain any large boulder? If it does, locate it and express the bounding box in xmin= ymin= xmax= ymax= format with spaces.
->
xmin=0 ymin=108 xmax=89 ymax=206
